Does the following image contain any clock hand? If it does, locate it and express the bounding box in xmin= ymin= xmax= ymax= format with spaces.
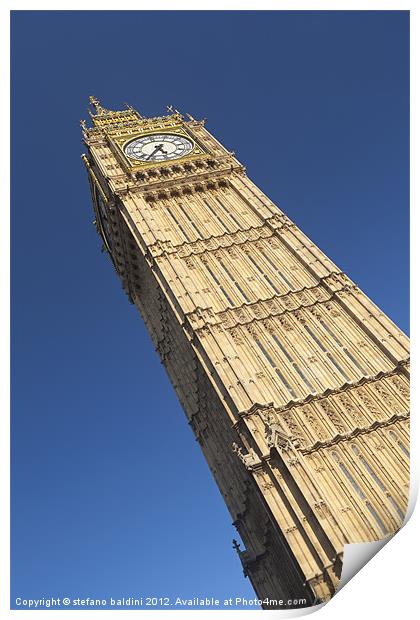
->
xmin=146 ymin=145 xmax=161 ymax=161
xmin=146 ymin=143 xmax=168 ymax=161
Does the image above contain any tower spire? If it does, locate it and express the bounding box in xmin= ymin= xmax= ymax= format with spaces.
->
xmin=88 ymin=96 xmax=112 ymax=117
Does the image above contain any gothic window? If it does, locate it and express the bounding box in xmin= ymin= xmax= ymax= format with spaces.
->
xmin=258 ymin=246 xmax=294 ymax=290
xmin=388 ymin=430 xmax=410 ymax=458
xmin=202 ymin=198 xmax=230 ymax=232
xmin=303 ymin=324 xmax=351 ymax=382
xmin=245 ymin=252 xmax=282 ymax=295
xmin=215 ymin=256 xmax=251 ymax=303
xmin=351 ymin=444 xmax=405 ymax=521
xmin=214 ymin=195 xmax=243 ymax=229
xmin=331 ymin=451 xmax=388 ymax=535
xmin=177 ymin=202 xmax=203 ymax=239
xmin=165 ymin=205 xmax=192 ymax=242
xmin=205 ymin=264 xmax=235 ymax=306
xmin=254 ymin=338 xmax=298 ymax=399
xmin=271 ymin=334 xmax=316 ymax=394
xmin=317 ymin=317 xmax=367 ymax=376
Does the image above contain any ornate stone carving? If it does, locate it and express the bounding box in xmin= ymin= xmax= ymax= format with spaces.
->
xmin=230 ymin=328 xmax=244 ymax=345
xmin=185 ymin=257 xmax=196 ymax=269
xmin=308 ymin=453 xmax=325 ymax=473
xmin=319 ymin=401 xmax=347 ymax=434
xmin=281 ymin=411 xmax=301 ymax=437
xmin=373 ymin=383 xmax=399 ymax=408
xmin=264 ymin=422 xmax=289 ymax=450
xmin=309 ymin=307 xmax=323 ymax=320
xmin=390 ymin=376 xmax=409 ymax=399
xmin=279 ymin=316 xmax=294 ymax=331
xmin=232 ymin=443 xmax=261 ymax=469
xmin=302 ymin=406 xmax=328 ymax=441
xmin=314 ymin=500 xmax=331 ymax=519
xmin=262 ymin=319 xmax=275 ymax=333
xmin=293 ymin=310 xmax=307 ymax=325
xmin=325 ymin=302 xmax=340 ymax=317
xmin=354 ymin=387 xmax=381 ymax=417
xmin=338 ymin=394 xmax=365 ymax=427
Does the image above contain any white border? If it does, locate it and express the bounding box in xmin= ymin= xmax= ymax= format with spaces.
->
xmin=2 ymin=2 xmax=417 ymax=619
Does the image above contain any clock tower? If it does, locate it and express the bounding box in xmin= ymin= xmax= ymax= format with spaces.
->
xmin=81 ymin=98 xmax=410 ymax=608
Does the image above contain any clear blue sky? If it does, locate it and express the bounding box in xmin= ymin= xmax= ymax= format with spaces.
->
xmin=11 ymin=10 xmax=409 ymax=610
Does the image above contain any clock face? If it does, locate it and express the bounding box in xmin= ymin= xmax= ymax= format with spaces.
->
xmin=124 ymin=133 xmax=194 ymax=163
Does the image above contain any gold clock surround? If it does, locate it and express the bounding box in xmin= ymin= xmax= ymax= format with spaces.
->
xmin=112 ymin=126 xmax=207 ymax=172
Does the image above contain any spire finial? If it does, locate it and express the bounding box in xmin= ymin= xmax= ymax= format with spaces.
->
xmin=88 ymin=96 xmax=111 ymax=116
xmin=166 ymin=104 xmax=183 ymax=117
